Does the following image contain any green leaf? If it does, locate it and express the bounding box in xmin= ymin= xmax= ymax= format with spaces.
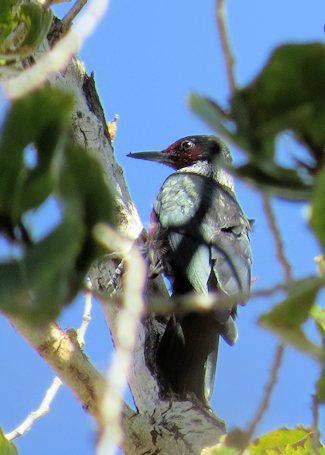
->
xmin=310 ymin=169 xmax=325 ymax=251
xmin=0 ymin=1 xmax=18 ymax=43
xmin=231 ymin=43 xmax=325 ymax=164
xmin=57 ymin=143 xmax=115 ymax=275
xmin=259 ymin=277 xmax=324 ymax=360
xmin=0 ymin=0 xmax=52 ymax=59
xmin=0 ymin=217 xmax=84 ymax=321
xmin=189 ymin=93 xmax=312 ymax=200
xmin=249 ymin=426 xmax=324 ymax=454
xmin=0 ymin=87 xmax=74 ymax=223
xmin=0 ymin=86 xmax=115 ymax=322
xmin=189 ymin=94 xmax=237 ymax=144
xmin=260 ymin=277 xmax=322 ymax=328
xmin=20 ymin=2 xmax=53 ymax=49
xmin=0 ymin=429 xmax=18 ymax=455
xmin=310 ymin=304 xmax=325 ymax=338
xmin=235 ymin=161 xmax=312 ymax=200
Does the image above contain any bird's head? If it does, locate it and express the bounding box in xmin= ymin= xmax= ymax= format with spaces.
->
xmin=127 ymin=135 xmax=232 ymax=170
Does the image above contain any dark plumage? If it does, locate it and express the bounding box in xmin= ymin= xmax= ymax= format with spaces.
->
xmin=128 ymin=135 xmax=252 ymax=405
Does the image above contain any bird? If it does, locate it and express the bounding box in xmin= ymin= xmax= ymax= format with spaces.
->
xmin=128 ymin=135 xmax=252 ymax=406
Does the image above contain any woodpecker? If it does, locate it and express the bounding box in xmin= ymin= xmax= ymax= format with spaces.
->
xmin=128 ymin=135 xmax=252 ymax=405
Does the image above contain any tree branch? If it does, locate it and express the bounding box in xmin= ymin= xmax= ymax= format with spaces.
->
xmin=2 ymin=315 xmax=106 ymax=422
xmin=5 ymin=289 xmax=94 ymax=441
xmin=62 ymin=0 xmax=89 ymax=27
xmin=262 ymin=196 xmax=293 ymax=282
xmin=244 ymin=344 xmax=285 ymax=443
xmin=216 ymin=0 xmax=236 ymax=94
xmin=1 ymin=17 xmax=227 ymax=454
xmin=5 ymin=377 xmax=63 ymax=441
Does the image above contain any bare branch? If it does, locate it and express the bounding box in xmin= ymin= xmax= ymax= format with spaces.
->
xmin=2 ymin=315 xmax=106 ymax=421
xmin=42 ymin=0 xmax=72 ymax=6
xmin=311 ymin=393 xmax=321 ymax=455
xmin=146 ymin=282 xmax=289 ymax=315
xmin=5 ymin=377 xmax=63 ymax=441
xmin=5 ymin=281 xmax=94 ymax=441
xmin=262 ymin=195 xmax=293 ymax=282
xmin=63 ymin=0 xmax=89 ymax=28
xmin=216 ymin=0 xmax=236 ymax=94
xmin=77 ymin=279 xmax=93 ymax=348
xmin=237 ymin=193 xmax=294 ymax=447
xmin=244 ymin=343 xmax=285 ymax=445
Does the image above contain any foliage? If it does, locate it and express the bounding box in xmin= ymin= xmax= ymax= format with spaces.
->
xmin=192 ymin=40 xmax=325 ymax=451
xmin=203 ymin=426 xmax=325 ymax=455
xmin=0 ymin=430 xmax=17 ymax=455
xmin=190 ymin=43 xmax=325 ymax=199
xmin=259 ymin=277 xmax=324 ymax=360
xmin=0 ymin=87 xmax=114 ymax=322
xmin=0 ymin=0 xmax=52 ymax=60
xmin=192 ymin=40 xmax=325 ymax=358
xmin=0 ymin=3 xmax=324 ymax=454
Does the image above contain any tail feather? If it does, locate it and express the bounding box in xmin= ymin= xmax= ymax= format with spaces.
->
xmin=157 ymin=312 xmax=219 ymax=404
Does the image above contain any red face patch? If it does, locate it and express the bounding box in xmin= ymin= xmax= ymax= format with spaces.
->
xmin=163 ymin=138 xmax=203 ymax=169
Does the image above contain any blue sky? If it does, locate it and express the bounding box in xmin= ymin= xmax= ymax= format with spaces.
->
xmin=0 ymin=1 xmax=324 ymax=454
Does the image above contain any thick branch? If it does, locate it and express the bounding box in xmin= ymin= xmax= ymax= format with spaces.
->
xmin=3 ymin=315 xmax=106 ymax=422
xmin=2 ymin=18 xmax=226 ymax=454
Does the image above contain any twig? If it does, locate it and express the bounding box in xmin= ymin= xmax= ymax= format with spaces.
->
xmin=244 ymin=343 xmax=285 ymax=445
xmin=262 ymin=195 xmax=293 ymax=282
xmin=311 ymin=393 xmax=321 ymax=455
xmin=146 ymin=281 xmax=290 ymax=315
xmin=5 ymin=377 xmax=63 ymax=441
xmin=238 ymin=196 xmax=293 ymax=448
xmin=216 ymin=0 xmax=236 ymax=94
xmin=5 ymin=284 xmax=94 ymax=441
xmin=3 ymin=0 xmax=111 ymax=99
xmin=93 ymin=224 xmax=146 ymax=455
xmin=77 ymin=278 xmax=93 ymax=348
xmin=42 ymin=0 xmax=72 ymax=6
xmin=63 ymin=0 xmax=89 ymax=28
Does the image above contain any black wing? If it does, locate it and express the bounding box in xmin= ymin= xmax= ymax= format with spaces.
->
xmin=153 ymin=172 xmax=252 ymax=403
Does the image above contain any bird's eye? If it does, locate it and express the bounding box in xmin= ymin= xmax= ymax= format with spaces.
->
xmin=180 ymin=140 xmax=194 ymax=151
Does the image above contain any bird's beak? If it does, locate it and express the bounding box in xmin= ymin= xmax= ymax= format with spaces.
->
xmin=127 ymin=151 xmax=173 ymax=166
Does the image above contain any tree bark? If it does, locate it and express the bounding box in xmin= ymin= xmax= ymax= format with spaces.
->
xmin=5 ymin=18 xmax=226 ymax=454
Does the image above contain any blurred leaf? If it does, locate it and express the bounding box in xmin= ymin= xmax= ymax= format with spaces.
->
xmin=311 ymin=304 xmax=325 ymax=401
xmin=231 ymin=43 xmax=325 ymax=164
xmin=259 ymin=277 xmax=324 ymax=360
xmin=19 ymin=2 xmax=53 ymax=49
xmin=57 ymin=143 xmax=115 ymax=275
xmin=189 ymin=93 xmax=312 ymax=200
xmin=314 ymin=255 xmax=325 ymax=277
xmin=0 ymin=87 xmax=73 ymax=224
xmin=189 ymin=94 xmax=236 ymax=144
xmin=0 ymin=217 xmax=84 ymax=321
xmin=310 ymin=169 xmax=325 ymax=251
xmin=235 ymin=161 xmax=311 ymax=200
xmin=0 ymin=87 xmax=115 ymax=322
xmin=260 ymin=277 xmax=322 ymax=328
xmin=0 ymin=429 xmax=17 ymax=455
xmin=191 ymin=44 xmax=325 ymax=198
xmin=0 ymin=1 xmax=19 ymax=44
xmin=249 ymin=426 xmax=324 ymax=454
xmin=310 ymin=304 xmax=325 ymax=338
xmin=0 ymin=0 xmax=52 ymax=59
